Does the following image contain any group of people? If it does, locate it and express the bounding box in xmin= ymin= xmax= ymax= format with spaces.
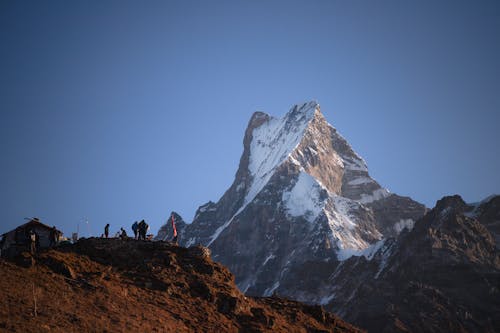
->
xmin=132 ymin=220 xmax=149 ymax=240
xmin=102 ymin=214 xmax=178 ymax=244
xmin=103 ymin=220 xmax=149 ymax=241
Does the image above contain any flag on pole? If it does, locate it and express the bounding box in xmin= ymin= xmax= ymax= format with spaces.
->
xmin=171 ymin=214 xmax=177 ymax=237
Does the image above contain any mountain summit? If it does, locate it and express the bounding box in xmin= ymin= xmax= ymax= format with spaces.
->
xmin=171 ymin=101 xmax=426 ymax=296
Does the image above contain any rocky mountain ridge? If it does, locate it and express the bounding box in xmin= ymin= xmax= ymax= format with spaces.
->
xmin=319 ymin=194 xmax=500 ymax=332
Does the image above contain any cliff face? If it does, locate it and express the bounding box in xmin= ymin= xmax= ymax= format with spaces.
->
xmin=0 ymin=238 xmax=362 ymax=333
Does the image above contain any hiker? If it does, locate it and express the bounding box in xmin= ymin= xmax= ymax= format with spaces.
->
xmin=138 ymin=220 xmax=149 ymax=241
xmin=138 ymin=220 xmax=143 ymax=240
xmin=131 ymin=221 xmax=139 ymax=240
xmin=120 ymin=228 xmax=127 ymax=240
xmin=137 ymin=220 xmax=143 ymax=240
xmin=49 ymin=226 xmax=58 ymax=247
xmin=28 ymin=229 xmax=37 ymax=255
xmin=104 ymin=224 xmax=110 ymax=238
xmin=143 ymin=221 xmax=149 ymax=240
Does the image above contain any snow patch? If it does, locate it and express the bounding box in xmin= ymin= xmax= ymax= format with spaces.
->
xmin=393 ymin=219 xmax=415 ymax=234
xmin=263 ymin=281 xmax=280 ymax=296
xmin=348 ymin=176 xmax=373 ymax=186
xmin=207 ymin=218 xmax=233 ymax=247
xmin=375 ymin=242 xmax=394 ymax=279
xmin=324 ymin=196 xmax=376 ymax=258
xmin=336 ymin=247 xmax=365 ymax=261
xmin=358 ymin=188 xmax=390 ymax=204
xmin=262 ymin=254 xmax=276 ymax=266
xmin=362 ymin=239 xmax=386 ymax=260
xmin=185 ymin=237 xmax=196 ymax=247
xmin=336 ymin=239 xmax=384 ymax=261
xmin=283 ymin=172 xmax=325 ymax=222
xmin=464 ymin=195 xmax=497 ymax=217
xmin=235 ymin=182 xmax=245 ymax=192
xmin=198 ymin=203 xmax=216 ymax=213
xmin=342 ymin=158 xmax=368 ymax=172
xmin=331 ymin=196 xmax=359 ymax=230
xmin=319 ymin=293 xmax=336 ymax=305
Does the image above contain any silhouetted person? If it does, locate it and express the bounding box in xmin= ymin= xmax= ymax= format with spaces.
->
xmin=104 ymin=224 xmax=110 ymax=238
xmin=49 ymin=226 xmax=58 ymax=247
xmin=120 ymin=228 xmax=127 ymax=240
xmin=138 ymin=220 xmax=148 ymax=240
xmin=28 ymin=229 xmax=37 ymax=255
xmin=131 ymin=221 xmax=138 ymax=240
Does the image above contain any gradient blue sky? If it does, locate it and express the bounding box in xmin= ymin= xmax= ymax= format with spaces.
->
xmin=1 ymin=0 xmax=499 ymax=238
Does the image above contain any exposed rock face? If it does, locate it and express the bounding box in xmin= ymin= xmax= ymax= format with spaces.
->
xmin=466 ymin=195 xmax=500 ymax=246
xmin=318 ymin=195 xmax=500 ymax=332
xmin=161 ymin=101 xmax=426 ymax=299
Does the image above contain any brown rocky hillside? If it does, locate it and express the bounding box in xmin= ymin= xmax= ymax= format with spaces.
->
xmin=0 ymin=238 xmax=362 ymax=333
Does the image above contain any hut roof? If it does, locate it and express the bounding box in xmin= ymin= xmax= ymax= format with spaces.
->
xmin=2 ymin=218 xmax=61 ymax=236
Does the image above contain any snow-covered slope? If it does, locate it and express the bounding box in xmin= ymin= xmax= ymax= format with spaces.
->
xmin=247 ymin=102 xmax=317 ymax=207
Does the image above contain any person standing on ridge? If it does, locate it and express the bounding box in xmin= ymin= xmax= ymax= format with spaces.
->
xmin=131 ymin=221 xmax=139 ymax=240
xmin=104 ymin=224 xmax=110 ymax=238
xmin=120 ymin=227 xmax=127 ymax=240
xmin=138 ymin=220 xmax=145 ymax=240
xmin=28 ymin=229 xmax=37 ymax=255
xmin=49 ymin=226 xmax=58 ymax=247
xmin=138 ymin=220 xmax=149 ymax=240
xmin=144 ymin=221 xmax=149 ymax=240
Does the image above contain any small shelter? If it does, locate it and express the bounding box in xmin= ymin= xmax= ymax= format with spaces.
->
xmin=0 ymin=218 xmax=63 ymax=257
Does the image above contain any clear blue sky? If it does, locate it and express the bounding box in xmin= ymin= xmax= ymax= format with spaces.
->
xmin=1 ymin=0 xmax=499 ymax=238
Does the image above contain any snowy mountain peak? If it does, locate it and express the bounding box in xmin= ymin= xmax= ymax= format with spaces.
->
xmin=169 ymin=101 xmax=426 ymax=298
xmin=285 ymin=100 xmax=321 ymax=120
xmin=242 ymin=102 xmax=322 ymax=210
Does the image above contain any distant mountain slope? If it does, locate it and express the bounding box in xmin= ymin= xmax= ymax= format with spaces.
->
xmin=0 ymin=238 xmax=362 ymax=333
xmin=319 ymin=195 xmax=500 ymax=332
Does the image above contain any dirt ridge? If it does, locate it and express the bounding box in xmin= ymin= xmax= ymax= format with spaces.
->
xmin=0 ymin=238 xmax=362 ymax=333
